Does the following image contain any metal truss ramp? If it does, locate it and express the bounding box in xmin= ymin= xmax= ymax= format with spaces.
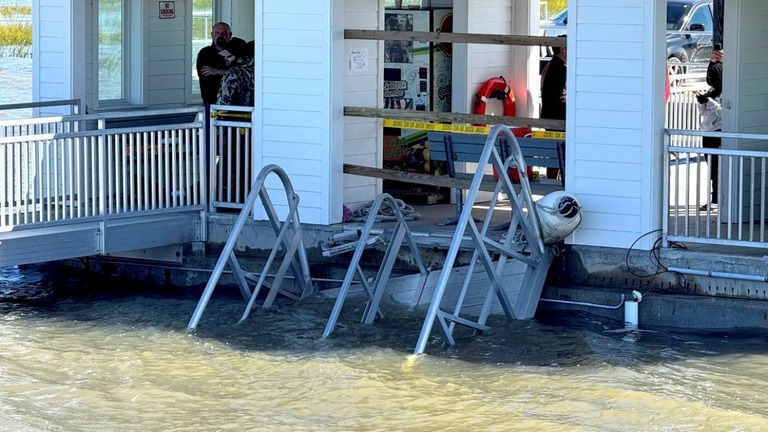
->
xmin=323 ymin=125 xmax=555 ymax=355
xmin=187 ymin=165 xmax=314 ymax=329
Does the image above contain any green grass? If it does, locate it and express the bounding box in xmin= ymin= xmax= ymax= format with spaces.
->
xmin=0 ymin=5 xmax=32 ymax=56
xmin=0 ymin=6 xmax=31 ymax=17
xmin=0 ymin=23 xmax=31 ymax=46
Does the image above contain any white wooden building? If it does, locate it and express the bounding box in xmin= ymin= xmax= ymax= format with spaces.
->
xmin=30 ymin=0 xmax=768 ymax=252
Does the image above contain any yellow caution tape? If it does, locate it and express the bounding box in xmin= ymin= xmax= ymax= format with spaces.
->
xmin=212 ymin=111 xmax=252 ymax=119
xmin=383 ymin=119 xmax=490 ymax=135
xmin=532 ymin=130 xmax=565 ymax=140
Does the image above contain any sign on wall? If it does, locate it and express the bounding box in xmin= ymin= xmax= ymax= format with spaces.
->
xmin=159 ymin=1 xmax=175 ymax=19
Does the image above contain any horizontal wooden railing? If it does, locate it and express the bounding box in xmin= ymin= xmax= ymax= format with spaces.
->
xmin=344 ymin=163 xmax=498 ymax=192
xmin=344 ymin=30 xmax=566 ymax=48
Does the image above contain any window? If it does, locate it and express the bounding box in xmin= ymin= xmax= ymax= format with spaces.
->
xmin=688 ymin=5 xmax=712 ymax=31
xmin=191 ymin=1 xmax=214 ymax=100
xmin=97 ymin=0 xmax=125 ymax=102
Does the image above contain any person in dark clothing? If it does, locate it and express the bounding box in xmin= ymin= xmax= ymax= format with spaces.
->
xmin=540 ymin=45 xmax=567 ymax=121
xmin=713 ymin=0 xmax=724 ymax=49
xmin=195 ymin=22 xmax=244 ymax=192
xmin=216 ymin=38 xmax=255 ymax=203
xmin=540 ymin=39 xmax=567 ymax=181
xmin=217 ymin=38 xmax=255 ymax=107
xmin=197 ymin=22 xmax=234 ymax=104
xmin=696 ymin=47 xmax=723 ymax=210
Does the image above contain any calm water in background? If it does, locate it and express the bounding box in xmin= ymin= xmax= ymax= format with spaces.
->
xmin=0 ymin=0 xmax=33 ymax=119
xmin=0 ymin=264 xmax=768 ymax=431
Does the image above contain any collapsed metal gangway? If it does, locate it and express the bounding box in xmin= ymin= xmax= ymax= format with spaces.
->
xmin=323 ymin=125 xmax=555 ymax=354
xmin=187 ymin=164 xmax=314 ymax=329
xmin=322 ymin=193 xmax=430 ymax=337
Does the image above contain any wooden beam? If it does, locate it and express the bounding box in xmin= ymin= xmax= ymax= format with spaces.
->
xmin=343 ymin=164 xmax=564 ymax=197
xmin=344 ymin=106 xmax=566 ymax=131
xmin=344 ymin=30 xmax=566 ymax=48
xmin=343 ymin=163 xmax=498 ymax=192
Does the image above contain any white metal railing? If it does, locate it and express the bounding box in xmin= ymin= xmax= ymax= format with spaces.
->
xmin=0 ymin=100 xmax=83 ymax=137
xmin=209 ymin=105 xmax=254 ymax=211
xmin=0 ymin=108 xmax=205 ymax=230
xmin=665 ymin=129 xmax=768 ymax=248
xmin=665 ymin=83 xmax=708 ymax=148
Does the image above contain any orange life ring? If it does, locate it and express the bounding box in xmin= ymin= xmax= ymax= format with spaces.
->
xmin=474 ymin=76 xmax=516 ymax=117
xmin=476 ymin=77 xmax=534 ymax=182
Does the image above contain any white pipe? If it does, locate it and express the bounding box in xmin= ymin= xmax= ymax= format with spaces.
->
xmin=539 ymin=294 xmax=625 ymax=310
xmin=541 ymin=290 xmax=643 ymax=328
xmin=624 ymin=300 xmax=639 ymax=328
xmin=668 ymin=266 xmax=768 ymax=283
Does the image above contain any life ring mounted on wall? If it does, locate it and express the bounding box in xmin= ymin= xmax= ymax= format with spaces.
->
xmin=473 ymin=76 xmax=516 ymax=117
xmin=476 ymin=76 xmax=534 ymax=182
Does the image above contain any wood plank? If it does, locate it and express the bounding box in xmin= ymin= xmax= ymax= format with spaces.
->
xmin=343 ymin=163 xmax=498 ymax=192
xmin=343 ymin=163 xmax=564 ymax=195
xmin=344 ymin=106 xmax=566 ymax=131
xmin=344 ymin=30 xmax=566 ymax=48
xmin=386 ymin=261 xmax=528 ymax=316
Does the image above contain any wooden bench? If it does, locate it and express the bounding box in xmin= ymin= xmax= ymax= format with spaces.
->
xmin=426 ymin=131 xmax=565 ymax=225
xmin=427 ymin=131 xmax=565 ymax=181
xmin=341 ymin=130 xmax=565 ymax=225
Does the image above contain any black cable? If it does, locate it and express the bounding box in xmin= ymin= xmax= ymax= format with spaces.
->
xmin=624 ymin=229 xmax=675 ymax=296
xmin=625 ymin=229 xmax=662 ymax=278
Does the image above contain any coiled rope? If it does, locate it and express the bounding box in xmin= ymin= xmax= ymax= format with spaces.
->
xmin=352 ymin=199 xmax=422 ymax=223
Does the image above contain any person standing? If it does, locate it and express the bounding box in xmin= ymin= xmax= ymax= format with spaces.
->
xmin=196 ymin=22 xmax=244 ymax=195
xmin=216 ymin=38 xmax=255 ymax=107
xmin=696 ymin=46 xmax=723 ymax=211
xmin=541 ymin=44 xmax=567 ymax=121
xmin=216 ymin=38 xmax=255 ymax=204
xmin=197 ymin=22 xmax=234 ymax=105
xmin=540 ymin=38 xmax=567 ymax=182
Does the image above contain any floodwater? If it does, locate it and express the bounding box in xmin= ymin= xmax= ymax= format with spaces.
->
xmin=0 ymin=56 xmax=32 ymax=120
xmin=1 ymin=264 xmax=768 ymax=431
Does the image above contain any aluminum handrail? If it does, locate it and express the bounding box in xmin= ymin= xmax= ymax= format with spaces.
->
xmin=187 ymin=164 xmax=314 ymax=329
xmin=0 ymin=99 xmax=81 ymax=114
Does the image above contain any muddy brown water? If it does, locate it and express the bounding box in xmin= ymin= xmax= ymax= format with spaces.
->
xmin=0 ymin=264 xmax=767 ymax=431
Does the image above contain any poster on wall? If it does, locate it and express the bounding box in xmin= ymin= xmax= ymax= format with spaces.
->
xmin=384 ymin=13 xmax=414 ymax=63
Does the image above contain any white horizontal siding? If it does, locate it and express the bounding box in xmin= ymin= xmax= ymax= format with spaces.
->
xmin=735 ymin=0 xmax=768 ymax=139
xmin=465 ymin=1 xmax=513 ymax=113
xmin=343 ymin=0 xmax=380 ymax=208
xmin=253 ymin=0 xmax=342 ymax=225
xmin=35 ymin=0 xmax=72 ymax=115
xmin=568 ymin=0 xmax=665 ymax=250
xmin=146 ymin=1 xmax=187 ymax=107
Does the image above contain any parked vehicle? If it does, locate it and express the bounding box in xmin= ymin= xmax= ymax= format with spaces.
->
xmin=666 ymin=0 xmax=714 ymax=78
xmin=540 ymin=0 xmax=714 ymax=80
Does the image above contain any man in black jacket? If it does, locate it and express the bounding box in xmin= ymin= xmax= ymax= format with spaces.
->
xmin=541 ymin=44 xmax=567 ymax=121
xmin=541 ymin=38 xmax=567 ymax=181
xmin=197 ymin=22 xmax=234 ymax=104
xmin=196 ymin=22 xmax=244 ymax=184
xmin=696 ymin=47 xmax=723 ymax=210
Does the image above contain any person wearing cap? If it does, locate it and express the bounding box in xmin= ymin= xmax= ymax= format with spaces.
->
xmin=216 ymin=38 xmax=255 ymax=107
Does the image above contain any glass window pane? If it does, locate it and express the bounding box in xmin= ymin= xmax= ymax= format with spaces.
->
xmin=192 ymin=1 xmax=214 ymax=99
xmin=98 ymin=0 xmax=123 ymax=101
